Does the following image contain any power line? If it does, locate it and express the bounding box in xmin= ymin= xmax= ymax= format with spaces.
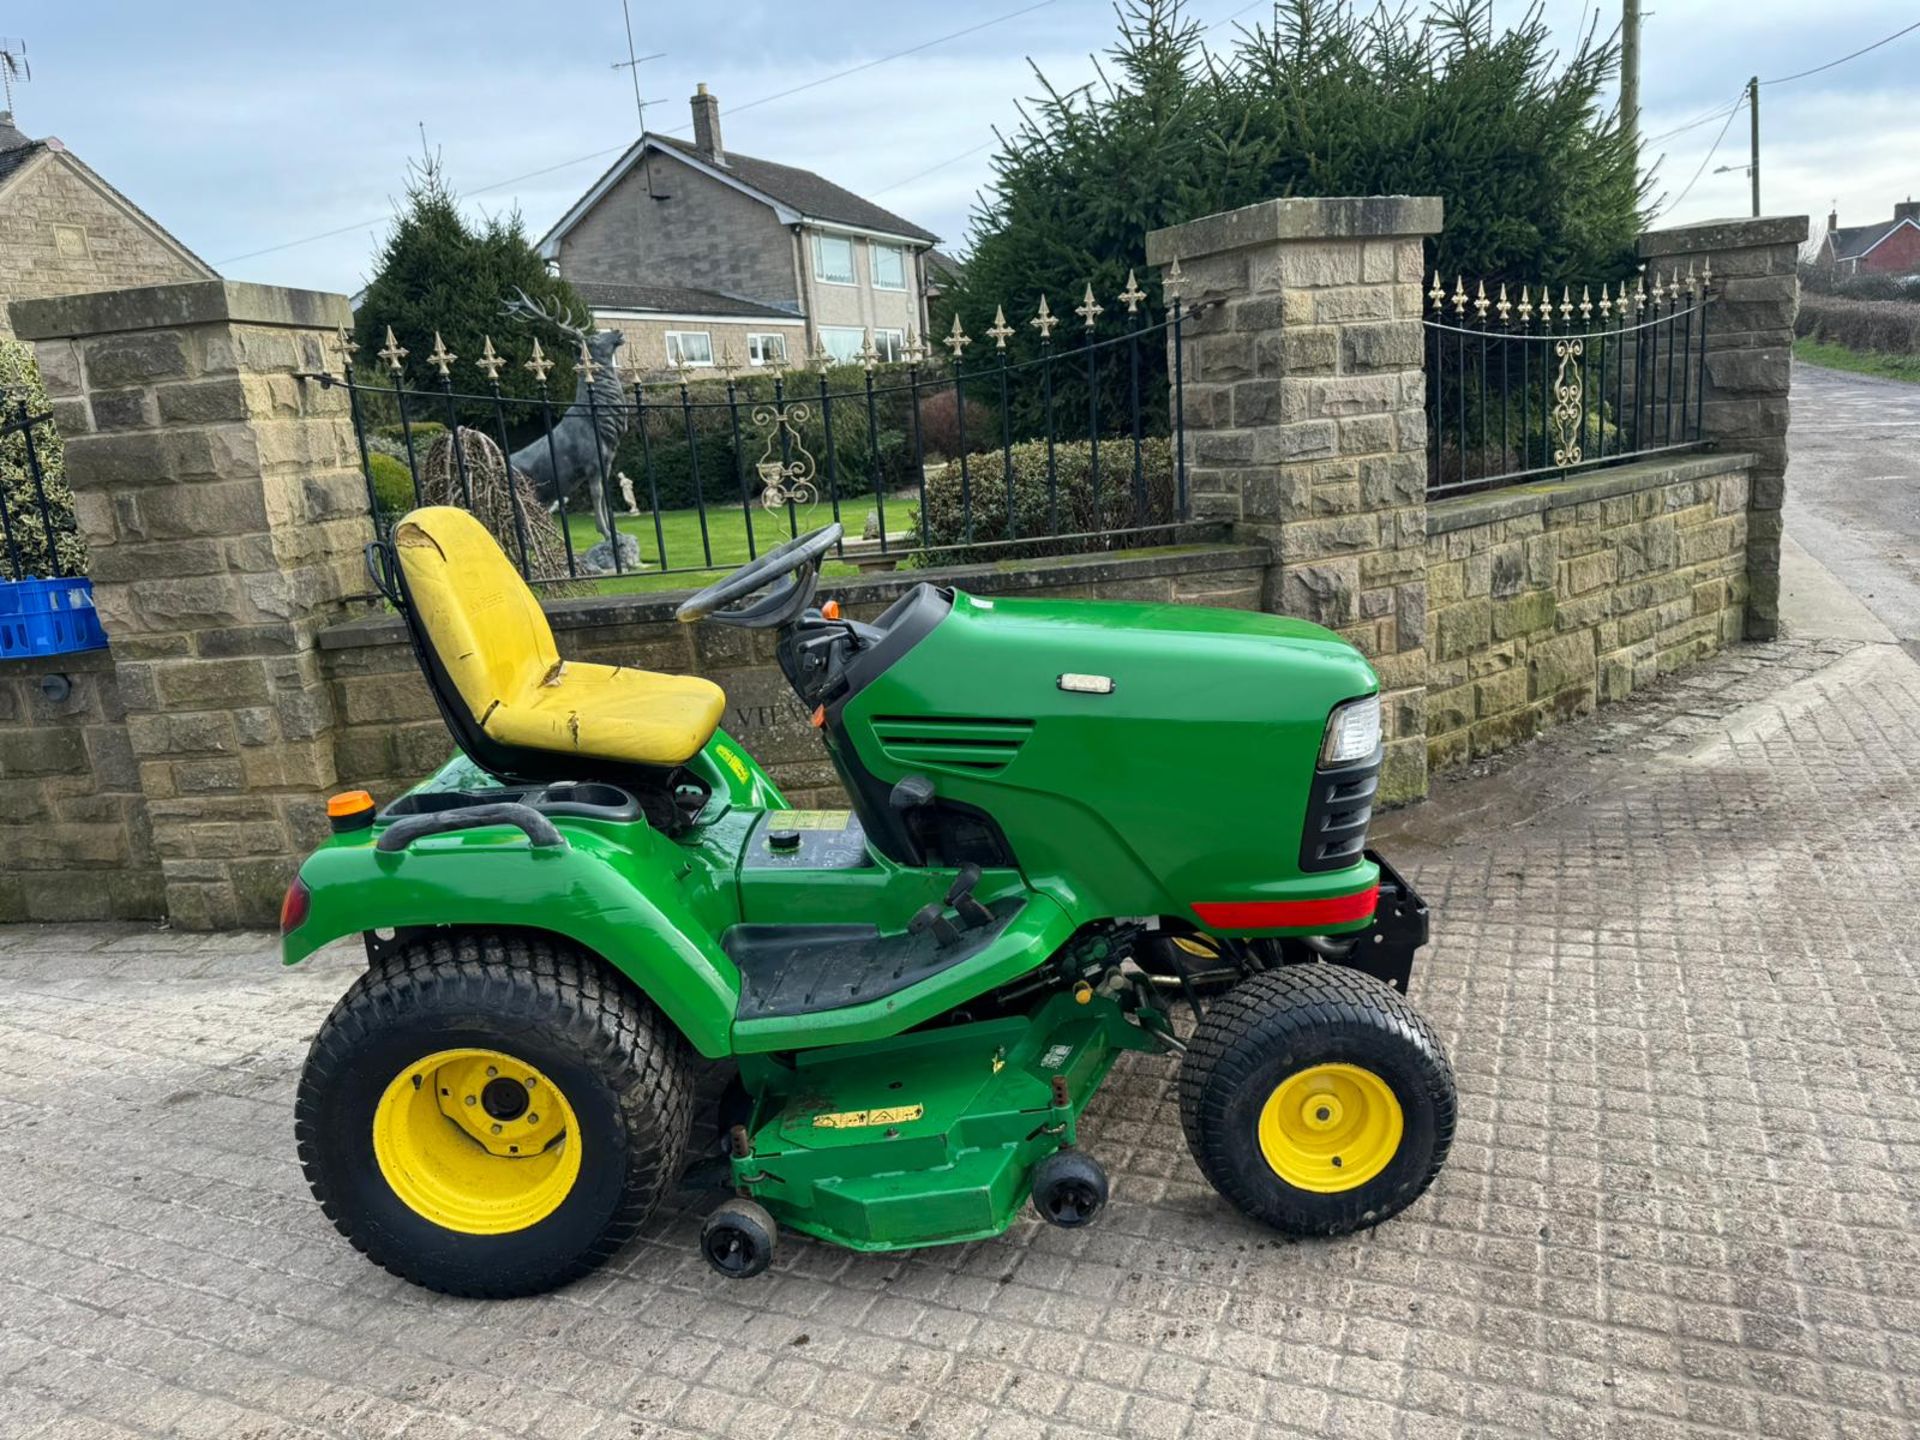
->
xmin=1645 ymin=99 xmax=1741 ymax=145
xmin=1655 ymin=90 xmax=1745 ymax=219
xmin=1760 ymin=15 xmax=1920 ymax=86
xmin=215 ymin=0 xmax=1066 ymax=267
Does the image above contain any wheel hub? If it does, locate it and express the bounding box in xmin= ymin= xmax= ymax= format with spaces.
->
xmin=371 ymin=1047 xmax=581 ymax=1234
xmin=1257 ymin=1062 xmax=1403 ymax=1194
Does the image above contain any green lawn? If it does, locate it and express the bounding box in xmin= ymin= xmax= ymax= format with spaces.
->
xmin=1795 ymin=337 xmax=1920 ymax=385
xmin=560 ymin=505 xmax=884 ymax=595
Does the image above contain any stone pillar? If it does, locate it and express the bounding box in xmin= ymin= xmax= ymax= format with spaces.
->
xmin=1638 ymin=216 xmax=1807 ymax=641
xmin=1146 ymin=196 xmax=1442 ymax=803
xmin=10 ymin=281 xmax=369 ymax=927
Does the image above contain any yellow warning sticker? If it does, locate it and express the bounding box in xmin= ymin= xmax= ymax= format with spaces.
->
xmin=812 ymin=1104 xmax=924 ymax=1130
xmin=712 ymin=745 xmax=752 ymax=785
xmin=769 ymin=810 xmax=852 ymax=831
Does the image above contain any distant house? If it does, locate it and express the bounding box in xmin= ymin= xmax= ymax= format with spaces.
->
xmin=0 ymin=110 xmax=215 ymax=341
xmin=537 ymin=85 xmax=939 ymax=373
xmin=1817 ymin=200 xmax=1920 ymax=277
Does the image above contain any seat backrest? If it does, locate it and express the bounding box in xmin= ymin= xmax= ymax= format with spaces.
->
xmin=392 ymin=507 xmax=559 ymax=727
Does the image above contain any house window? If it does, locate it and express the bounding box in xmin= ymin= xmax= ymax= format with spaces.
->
xmin=874 ymin=328 xmax=907 ymax=363
xmin=871 ymin=244 xmax=907 ymax=291
xmin=748 ymin=333 xmax=788 ymax=367
xmin=665 ymin=331 xmax=714 ymax=368
xmin=813 ymin=234 xmax=856 ymax=286
xmin=820 ymin=327 xmax=866 ymax=363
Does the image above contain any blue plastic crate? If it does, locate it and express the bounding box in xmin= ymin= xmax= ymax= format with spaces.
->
xmin=0 ymin=575 xmax=108 ymax=658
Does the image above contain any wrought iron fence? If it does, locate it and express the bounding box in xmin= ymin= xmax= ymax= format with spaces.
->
xmin=0 ymin=388 xmax=76 ymax=583
xmin=1424 ymin=265 xmax=1714 ymax=497
xmin=312 ymin=275 xmax=1188 ymax=589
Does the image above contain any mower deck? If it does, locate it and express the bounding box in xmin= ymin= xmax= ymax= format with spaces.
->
xmin=730 ymin=990 xmax=1162 ymax=1251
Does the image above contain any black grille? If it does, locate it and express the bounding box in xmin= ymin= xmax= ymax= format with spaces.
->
xmin=1299 ymin=753 xmax=1380 ymax=872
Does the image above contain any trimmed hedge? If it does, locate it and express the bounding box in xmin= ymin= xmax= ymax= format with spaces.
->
xmin=1795 ymin=293 xmax=1920 ymax=355
xmin=915 ymin=435 xmax=1176 ymax=563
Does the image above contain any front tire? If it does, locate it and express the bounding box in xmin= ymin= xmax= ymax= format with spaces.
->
xmin=296 ymin=931 xmax=694 ymax=1297
xmin=1178 ymin=965 xmax=1454 ymax=1236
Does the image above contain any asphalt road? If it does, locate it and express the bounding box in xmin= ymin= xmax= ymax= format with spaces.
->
xmin=1786 ymin=361 xmax=1920 ymax=640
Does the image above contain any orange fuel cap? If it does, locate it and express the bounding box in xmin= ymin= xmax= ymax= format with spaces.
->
xmin=327 ymin=790 xmax=376 ymax=833
xmin=810 ymin=705 xmax=826 ymax=729
xmin=821 ymin=599 xmax=841 ymax=620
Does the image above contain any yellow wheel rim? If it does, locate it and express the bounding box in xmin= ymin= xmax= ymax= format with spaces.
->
xmin=371 ymin=1048 xmax=581 ymax=1235
xmin=1257 ymin=1063 xmax=1403 ymax=1194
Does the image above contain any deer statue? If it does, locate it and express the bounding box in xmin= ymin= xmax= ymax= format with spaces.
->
xmin=502 ymin=289 xmax=631 ymax=560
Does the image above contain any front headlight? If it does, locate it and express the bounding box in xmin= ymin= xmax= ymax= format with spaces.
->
xmin=1320 ymin=694 xmax=1381 ymax=767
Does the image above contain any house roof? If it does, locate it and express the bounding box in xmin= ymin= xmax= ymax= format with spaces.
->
xmin=575 ymin=281 xmax=801 ymax=320
xmin=539 ymin=134 xmax=938 ymax=258
xmin=1828 ymin=217 xmax=1918 ymax=261
xmin=0 ymin=112 xmax=215 ymax=277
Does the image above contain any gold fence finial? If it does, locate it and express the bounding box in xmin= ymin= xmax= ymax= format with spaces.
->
xmin=858 ymin=329 xmax=880 ymax=370
xmin=943 ymin=313 xmax=971 ymax=360
xmin=1451 ymin=276 xmax=1467 ymax=317
xmin=427 ymin=331 xmax=457 ymax=379
xmin=1076 ymin=282 xmax=1104 ymax=330
xmin=575 ymin=338 xmax=600 ymax=384
xmin=904 ymin=326 xmax=922 ymax=363
xmin=1473 ymin=279 xmax=1490 ymax=320
xmin=1598 ymin=285 xmax=1613 ymax=320
xmin=1496 ymin=282 xmax=1511 ymax=324
xmin=1559 ymin=286 xmax=1574 ymax=322
xmin=1579 ymin=286 xmax=1592 ymax=322
xmin=334 ymin=326 xmax=358 ymax=373
xmin=811 ymin=339 xmax=834 ymax=374
xmin=718 ymin=341 xmax=741 ymax=379
xmin=986 ymin=305 xmax=1015 ymax=350
xmin=1517 ymin=285 xmax=1533 ymax=324
xmin=1162 ymin=256 xmax=1184 ymax=300
xmin=1429 ymin=270 xmax=1446 ymax=312
xmin=378 ymin=326 xmax=408 ymax=374
xmin=1118 ymin=269 xmax=1146 ymax=314
xmin=1701 ymin=258 xmax=1713 ymax=288
xmin=524 ymin=337 xmax=552 ymax=382
xmin=476 ymin=335 xmax=504 ymax=382
xmin=1030 ymin=295 xmax=1058 ymax=340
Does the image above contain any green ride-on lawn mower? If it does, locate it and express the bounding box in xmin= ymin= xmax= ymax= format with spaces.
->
xmin=280 ymin=506 xmax=1455 ymax=1296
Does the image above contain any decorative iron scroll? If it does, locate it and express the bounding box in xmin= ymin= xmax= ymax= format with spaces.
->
xmin=750 ymin=403 xmax=818 ymax=510
xmin=1550 ymin=338 xmax=1584 ymax=467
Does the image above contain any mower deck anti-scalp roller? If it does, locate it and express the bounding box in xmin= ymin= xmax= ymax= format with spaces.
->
xmin=282 ymin=507 xmax=1455 ymax=1295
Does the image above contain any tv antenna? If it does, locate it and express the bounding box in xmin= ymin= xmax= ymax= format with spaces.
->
xmin=611 ymin=0 xmax=667 ymax=197
xmin=0 ymin=39 xmax=30 ymax=114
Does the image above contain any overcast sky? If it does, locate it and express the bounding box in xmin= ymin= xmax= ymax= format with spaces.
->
xmin=8 ymin=0 xmax=1917 ymax=295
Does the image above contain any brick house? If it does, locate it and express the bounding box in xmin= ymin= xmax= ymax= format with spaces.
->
xmin=1815 ymin=200 xmax=1920 ymax=277
xmin=0 ymin=110 xmax=215 ymax=341
xmin=537 ymin=85 xmax=938 ymax=374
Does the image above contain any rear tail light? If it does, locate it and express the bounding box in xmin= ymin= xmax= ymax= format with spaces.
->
xmin=280 ymin=878 xmax=312 ymax=935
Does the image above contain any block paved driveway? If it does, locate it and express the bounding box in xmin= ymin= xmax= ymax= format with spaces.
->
xmin=4 ymin=634 xmax=1920 ymax=1440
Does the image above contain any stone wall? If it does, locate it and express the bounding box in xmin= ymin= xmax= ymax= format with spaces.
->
xmin=1423 ymin=451 xmax=1750 ymax=772
xmin=0 ymin=146 xmax=215 ymax=340
xmin=12 ymin=282 xmax=372 ymax=928
xmin=0 ymin=649 xmax=160 ymax=922
xmin=317 ymin=545 xmax=1272 ymax=807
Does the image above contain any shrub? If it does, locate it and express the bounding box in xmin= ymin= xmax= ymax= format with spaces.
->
xmin=915 ymin=435 xmax=1176 ymax=563
xmin=0 ymin=338 xmax=85 ymax=580
xmin=913 ymin=386 xmax=1001 ymax=463
xmin=367 ymin=452 xmax=418 ymax=516
xmin=1795 ymin=294 xmax=1920 ymax=355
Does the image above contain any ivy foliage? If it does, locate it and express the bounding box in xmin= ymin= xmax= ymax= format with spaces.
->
xmin=942 ymin=0 xmax=1645 ymax=366
xmin=0 ymin=339 xmax=84 ymax=580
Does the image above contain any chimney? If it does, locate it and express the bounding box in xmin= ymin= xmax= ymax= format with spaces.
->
xmin=1896 ymin=197 xmax=1920 ymax=224
xmin=691 ymin=84 xmax=724 ymax=166
xmin=1828 ymin=207 xmax=1838 ymax=232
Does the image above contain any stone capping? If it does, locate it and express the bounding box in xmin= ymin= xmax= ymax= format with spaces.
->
xmin=316 ymin=540 xmax=1271 ymax=651
xmin=1426 ymin=451 xmax=1756 ymax=536
xmin=9 ymin=279 xmax=352 ymax=342
xmin=1145 ymin=195 xmax=1443 ymax=263
xmin=1638 ymin=215 xmax=1809 ymax=259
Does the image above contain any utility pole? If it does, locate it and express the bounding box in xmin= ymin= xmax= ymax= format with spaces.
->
xmin=1747 ymin=75 xmax=1761 ymax=217
xmin=1620 ymin=0 xmax=1641 ymax=159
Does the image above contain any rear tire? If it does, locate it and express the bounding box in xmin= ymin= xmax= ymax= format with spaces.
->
xmin=296 ymin=930 xmax=694 ymax=1297
xmin=1178 ymin=965 xmax=1454 ymax=1237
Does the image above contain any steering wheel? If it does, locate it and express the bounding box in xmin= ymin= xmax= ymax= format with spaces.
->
xmin=675 ymin=523 xmax=843 ymax=629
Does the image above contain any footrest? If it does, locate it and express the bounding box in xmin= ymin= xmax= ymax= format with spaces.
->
xmin=723 ymin=898 xmax=1023 ymax=1020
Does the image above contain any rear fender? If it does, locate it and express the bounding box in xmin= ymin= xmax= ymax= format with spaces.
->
xmin=282 ymin=824 xmax=741 ymax=1059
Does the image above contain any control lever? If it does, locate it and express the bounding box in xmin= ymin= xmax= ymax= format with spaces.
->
xmin=945 ymin=863 xmax=993 ymax=929
xmin=889 ymin=774 xmax=935 ymax=812
xmin=909 ymin=901 xmax=963 ymax=947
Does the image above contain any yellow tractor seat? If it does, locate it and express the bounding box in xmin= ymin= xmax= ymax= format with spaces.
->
xmin=391 ymin=507 xmax=725 ymax=772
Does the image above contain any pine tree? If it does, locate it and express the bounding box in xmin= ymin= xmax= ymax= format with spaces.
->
xmin=354 ymin=155 xmax=589 ymax=432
